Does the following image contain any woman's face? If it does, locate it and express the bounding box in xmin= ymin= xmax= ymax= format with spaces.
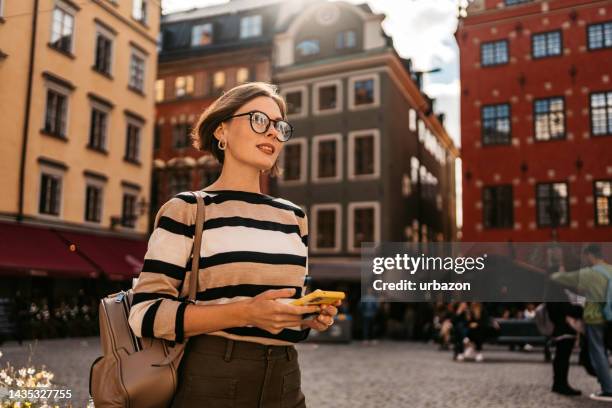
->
xmin=217 ymin=96 xmax=285 ymax=172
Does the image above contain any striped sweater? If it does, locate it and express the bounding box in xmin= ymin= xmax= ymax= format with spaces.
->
xmin=128 ymin=189 xmax=310 ymax=346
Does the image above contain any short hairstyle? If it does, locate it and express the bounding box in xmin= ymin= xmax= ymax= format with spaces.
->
xmin=584 ymin=243 xmax=603 ymax=259
xmin=190 ymin=81 xmax=287 ymax=177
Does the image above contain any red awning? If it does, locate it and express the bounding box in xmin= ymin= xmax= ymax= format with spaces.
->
xmin=0 ymin=222 xmax=100 ymax=279
xmin=54 ymin=230 xmax=147 ymax=281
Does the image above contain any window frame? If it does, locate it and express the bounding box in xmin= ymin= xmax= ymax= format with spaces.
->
xmin=84 ymin=178 xmax=105 ymax=224
xmin=121 ymin=190 xmax=138 ymax=229
xmin=336 ymin=30 xmax=356 ymax=49
xmin=531 ymin=30 xmax=562 ymax=59
xmin=536 ymin=181 xmax=570 ymax=228
xmin=311 ymin=203 xmax=342 ymax=253
xmin=482 ymin=185 xmax=514 ymax=229
xmin=589 ymin=90 xmax=612 ymax=137
xmin=594 ymin=179 xmax=612 ymax=227
xmin=131 ymin=0 xmax=147 ymax=25
xmin=296 ymin=39 xmax=320 ymax=57
xmin=480 ymin=39 xmax=509 ymax=67
xmin=240 ymin=14 xmax=262 ymax=39
xmin=38 ymin=165 xmax=64 ymax=218
xmin=124 ymin=116 xmax=142 ymax=164
xmin=87 ymin=100 xmax=110 ymax=152
xmin=42 ymin=81 xmax=71 ymax=139
xmin=533 ymin=96 xmax=566 ymax=141
xmin=278 ymin=138 xmax=307 ymax=186
xmin=587 ymin=20 xmax=612 ymax=51
xmin=313 ymin=79 xmax=342 ymax=115
xmin=155 ymin=79 xmax=164 ymax=102
xmin=49 ymin=2 xmax=76 ymax=55
xmin=347 ymin=129 xmax=380 ymax=180
xmin=347 ymin=201 xmax=380 ymax=253
xmin=348 ymin=73 xmax=380 ymax=111
xmin=191 ymin=23 xmax=213 ymax=47
xmin=312 ymin=133 xmax=343 ymax=183
xmin=481 ymin=103 xmax=512 ymax=146
xmin=281 ymin=85 xmax=308 ymax=119
xmin=128 ymin=46 xmax=146 ymax=93
xmin=175 ymin=75 xmax=194 ymax=98
xmin=93 ymin=22 xmax=115 ymax=76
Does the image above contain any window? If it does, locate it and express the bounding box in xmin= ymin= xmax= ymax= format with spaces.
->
xmin=482 ymin=103 xmax=511 ymax=145
xmin=213 ymin=71 xmax=225 ymax=93
xmin=314 ymin=80 xmax=342 ymax=114
xmin=534 ymin=97 xmax=565 ymax=140
xmin=588 ymin=21 xmax=612 ymax=50
xmin=50 ymin=5 xmax=74 ymax=54
xmin=532 ymin=31 xmax=562 ymax=58
xmin=336 ymin=30 xmax=356 ymax=49
xmin=128 ymin=49 xmax=145 ymax=92
xmin=121 ymin=192 xmax=137 ymax=228
xmin=348 ymin=202 xmax=380 ymax=251
xmin=312 ymin=204 xmax=341 ymax=252
xmin=536 ymin=182 xmax=569 ymax=227
xmin=236 ymin=67 xmax=250 ymax=84
xmin=279 ymin=138 xmax=307 ymax=184
xmin=595 ymin=180 xmax=612 ymax=226
xmin=282 ymin=86 xmax=307 ymax=117
xmin=173 ymin=123 xmax=190 ymax=149
xmin=312 ymin=134 xmax=342 ymax=182
xmin=483 ymin=185 xmax=513 ymax=228
xmin=44 ymin=88 xmax=68 ymax=137
xmin=481 ymin=40 xmax=508 ymax=66
xmin=155 ymin=79 xmax=164 ymax=102
xmin=169 ymin=172 xmax=191 ymax=197
xmin=125 ymin=122 xmax=141 ymax=163
xmin=39 ymin=172 xmax=62 ymax=216
xmin=590 ymin=91 xmax=612 ymax=136
xmin=348 ymin=130 xmax=380 ymax=180
xmin=240 ymin=15 xmax=262 ymax=39
xmin=132 ymin=0 xmax=147 ymax=24
xmin=175 ymin=75 xmax=194 ymax=98
xmin=349 ymin=74 xmax=379 ymax=109
xmin=88 ymin=107 xmax=108 ymax=151
xmin=296 ymin=39 xmax=320 ymax=57
xmin=94 ymin=29 xmax=113 ymax=75
xmin=85 ymin=184 xmax=103 ymax=223
xmin=504 ymin=0 xmax=532 ymax=6
xmin=192 ymin=23 xmax=213 ymax=46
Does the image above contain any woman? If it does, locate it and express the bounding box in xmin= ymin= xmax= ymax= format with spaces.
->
xmin=128 ymin=82 xmax=340 ymax=407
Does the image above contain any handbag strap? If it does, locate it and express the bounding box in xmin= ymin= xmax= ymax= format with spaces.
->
xmin=189 ymin=191 xmax=205 ymax=302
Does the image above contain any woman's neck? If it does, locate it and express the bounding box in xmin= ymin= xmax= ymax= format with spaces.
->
xmin=205 ymin=158 xmax=262 ymax=194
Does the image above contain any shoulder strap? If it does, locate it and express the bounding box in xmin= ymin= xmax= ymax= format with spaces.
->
xmin=189 ymin=191 xmax=205 ymax=302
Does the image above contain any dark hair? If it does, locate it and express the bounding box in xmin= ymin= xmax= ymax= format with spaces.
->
xmin=190 ymin=82 xmax=287 ymax=177
xmin=584 ymin=243 xmax=603 ymax=259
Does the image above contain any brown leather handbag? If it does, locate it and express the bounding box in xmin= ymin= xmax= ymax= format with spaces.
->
xmin=89 ymin=191 xmax=205 ymax=408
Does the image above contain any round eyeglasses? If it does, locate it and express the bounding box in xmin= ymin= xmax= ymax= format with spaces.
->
xmin=222 ymin=110 xmax=294 ymax=142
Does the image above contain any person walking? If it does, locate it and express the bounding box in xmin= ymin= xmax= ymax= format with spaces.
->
xmin=552 ymin=244 xmax=612 ymax=402
xmin=128 ymin=82 xmax=341 ymax=407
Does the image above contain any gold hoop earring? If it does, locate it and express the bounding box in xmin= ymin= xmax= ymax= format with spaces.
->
xmin=218 ymin=138 xmax=227 ymax=151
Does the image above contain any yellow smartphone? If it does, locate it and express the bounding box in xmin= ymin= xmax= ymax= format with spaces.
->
xmin=290 ymin=289 xmax=346 ymax=306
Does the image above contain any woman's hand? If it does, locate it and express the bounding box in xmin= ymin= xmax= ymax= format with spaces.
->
xmin=301 ymin=299 xmax=341 ymax=332
xmin=244 ymin=288 xmax=320 ymax=334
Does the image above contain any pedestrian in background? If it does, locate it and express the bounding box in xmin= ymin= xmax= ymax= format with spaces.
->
xmin=552 ymin=244 xmax=612 ymax=402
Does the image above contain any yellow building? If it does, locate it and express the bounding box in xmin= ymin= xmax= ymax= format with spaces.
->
xmin=0 ymin=0 xmax=159 ymax=293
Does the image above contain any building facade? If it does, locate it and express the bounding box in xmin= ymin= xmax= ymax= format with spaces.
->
xmin=0 ymin=0 xmax=159 ymax=300
xmin=273 ymin=1 xmax=459 ymax=284
xmin=152 ymin=0 xmax=305 ymax=220
xmin=458 ymin=0 xmax=612 ymax=242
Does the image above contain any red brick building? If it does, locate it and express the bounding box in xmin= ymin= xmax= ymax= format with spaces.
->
xmin=457 ymin=0 xmax=612 ymax=242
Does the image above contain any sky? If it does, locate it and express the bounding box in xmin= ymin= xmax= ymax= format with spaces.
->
xmin=161 ymin=0 xmax=462 ymax=147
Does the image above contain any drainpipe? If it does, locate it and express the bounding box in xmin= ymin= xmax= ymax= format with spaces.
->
xmin=17 ymin=0 xmax=40 ymax=222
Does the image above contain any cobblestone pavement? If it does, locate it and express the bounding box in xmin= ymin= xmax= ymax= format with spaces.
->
xmin=0 ymin=337 xmax=606 ymax=407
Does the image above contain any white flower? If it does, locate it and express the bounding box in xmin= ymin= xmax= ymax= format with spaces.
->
xmin=5 ymin=377 xmax=12 ymax=385
xmin=15 ymin=379 xmax=24 ymax=387
xmin=26 ymin=367 xmax=35 ymax=375
xmin=18 ymin=368 xmax=26 ymax=377
xmin=0 ymin=350 xmax=3 ymax=358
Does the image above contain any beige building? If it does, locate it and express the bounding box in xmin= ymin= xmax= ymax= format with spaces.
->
xmin=0 ymin=0 xmax=159 ymax=289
